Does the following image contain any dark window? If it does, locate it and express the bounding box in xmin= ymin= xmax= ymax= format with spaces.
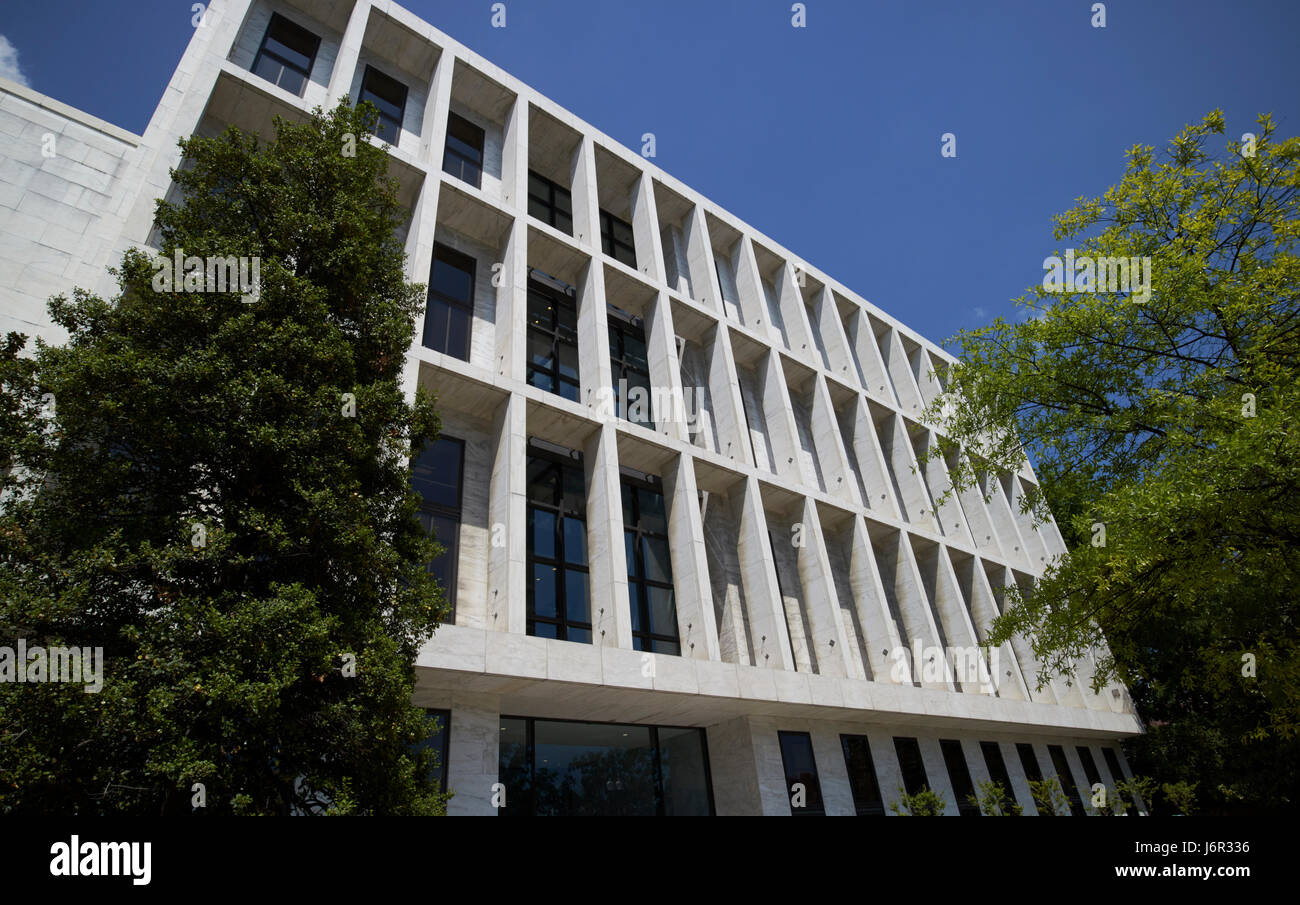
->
xmin=1076 ymin=746 xmax=1102 ymax=789
xmin=497 ymin=716 xmax=713 ymax=816
xmin=423 ymin=243 xmax=475 ymax=360
xmin=251 ymin=14 xmax=320 ymax=96
xmin=893 ymin=736 xmax=929 ymax=798
xmin=840 ymin=735 xmax=885 ymax=816
xmin=980 ymin=741 xmax=1018 ymax=811
xmin=528 ymin=170 xmax=573 ymax=235
xmin=527 ymin=446 xmax=591 ymax=643
xmin=622 ymin=473 xmax=678 ymax=655
xmin=600 ymin=209 xmax=637 ymax=267
xmin=1048 ymin=744 xmax=1086 ymax=816
xmin=940 ymin=739 xmax=979 ymax=816
xmin=359 ymin=65 xmax=407 ymax=143
xmin=412 ymin=435 xmax=464 ymax=618
xmin=526 ymin=270 xmax=580 ymax=402
xmin=1101 ymin=747 xmax=1130 ymax=807
xmin=415 ymin=709 xmax=451 ymax=794
xmin=607 ymin=305 xmax=653 ymax=429
xmin=443 ymin=112 xmax=485 ymax=187
xmin=1016 ymin=742 xmax=1043 ymax=783
xmin=778 ymin=731 xmax=824 ymax=816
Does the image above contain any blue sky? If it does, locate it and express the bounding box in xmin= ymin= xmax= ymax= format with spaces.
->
xmin=2 ymin=0 xmax=1296 ymax=350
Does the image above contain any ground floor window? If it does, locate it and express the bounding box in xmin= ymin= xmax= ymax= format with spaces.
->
xmin=497 ymin=716 xmax=713 ymax=816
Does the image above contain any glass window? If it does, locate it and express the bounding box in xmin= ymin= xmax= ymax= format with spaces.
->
xmin=359 ymin=65 xmax=407 ymax=143
xmin=1047 ymin=744 xmax=1086 ymax=816
xmin=1101 ymin=747 xmax=1130 ymax=808
xmin=413 ymin=709 xmax=451 ymax=794
xmin=496 ymin=717 xmax=712 ymax=816
xmin=622 ymin=474 xmax=678 ymax=655
xmin=412 ymin=436 xmax=464 ymax=618
xmin=778 ymin=731 xmax=824 ymax=816
xmin=1076 ymin=745 xmax=1102 ymax=790
xmin=443 ymin=112 xmax=485 ymax=187
xmin=251 ymin=14 xmax=320 ymax=97
xmin=600 ymin=209 xmax=637 ymax=268
xmin=840 ymin=734 xmax=885 ymax=816
xmin=424 ymin=243 xmax=475 ymax=360
xmin=528 ymin=170 xmax=573 ymax=235
xmin=526 ymin=272 xmax=580 ymax=402
xmin=979 ymin=740 xmax=1019 ymax=812
xmin=893 ymin=736 xmax=929 ymax=798
xmin=608 ymin=306 xmax=654 ymax=429
xmin=1016 ymin=742 xmax=1043 ymax=783
xmin=940 ymin=739 xmax=978 ymax=816
xmin=527 ymin=448 xmax=591 ymax=643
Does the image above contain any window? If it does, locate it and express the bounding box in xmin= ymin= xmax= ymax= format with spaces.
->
xmin=778 ymin=731 xmax=824 ymax=816
xmin=251 ymin=13 xmax=320 ymax=96
xmin=412 ymin=435 xmax=464 ymax=618
xmin=940 ymin=739 xmax=979 ymax=816
xmin=1047 ymin=744 xmax=1086 ymax=816
xmin=526 ymin=270 xmax=580 ymax=402
xmin=497 ymin=716 xmax=713 ymax=816
xmin=893 ymin=736 xmax=929 ymax=798
xmin=607 ymin=305 xmax=653 ymax=428
xmin=414 ymin=709 xmax=451 ymax=794
xmin=443 ymin=112 xmax=485 ymax=187
xmin=527 ymin=446 xmax=591 ymax=643
xmin=622 ymin=474 xmax=678 ymax=655
xmin=840 ymin=735 xmax=885 ymax=816
xmin=1101 ymin=747 xmax=1130 ymax=807
xmin=1016 ymin=744 xmax=1044 ymax=797
xmin=979 ymin=741 xmax=1018 ymax=812
xmin=1076 ymin=745 xmax=1104 ymax=802
xmin=359 ymin=65 xmax=407 ymax=143
xmin=423 ymin=243 xmax=475 ymax=360
xmin=528 ymin=170 xmax=573 ymax=235
xmin=600 ymin=209 xmax=636 ymax=267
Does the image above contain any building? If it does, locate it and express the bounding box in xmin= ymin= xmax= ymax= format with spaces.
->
xmin=0 ymin=0 xmax=1142 ymax=816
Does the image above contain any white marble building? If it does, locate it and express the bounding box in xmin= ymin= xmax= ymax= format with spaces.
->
xmin=0 ymin=0 xmax=1142 ymax=816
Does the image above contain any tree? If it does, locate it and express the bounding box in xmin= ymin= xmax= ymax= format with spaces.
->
xmin=926 ymin=111 xmax=1300 ymax=813
xmin=969 ymin=778 xmax=1022 ymax=816
xmin=0 ymin=99 xmax=449 ymax=814
xmin=889 ymin=785 xmax=948 ymax=816
xmin=1027 ymin=778 xmax=1070 ymax=816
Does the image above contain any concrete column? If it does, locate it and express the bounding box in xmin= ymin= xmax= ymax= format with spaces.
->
xmin=847 ymin=514 xmax=907 ymax=681
xmin=810 ymin=375 xmax=861 ymax=506
xmin=794 ymin=498 xmax=854 ymax=678
xmin=577 ymin=258 xmax=614 ymax=416
xmin=629 ymin=171 xmax=664 ymax=284
xmin=495 ymin=217 xmax=527 ymax=383
xmin=917 ymin=736 xmax=960 ymax=816
xmin=964 ymin=557 xmax=1032 ymax=701
xmin=737 ymin=476 xmax=794 ymax=671
xmin=892 ymin=532 xmax=953 ymax=692
xmin=704 ymin=717 xmax=763 ymax=815
xmin=444 ymin=693 xmax=500 ymax=816
xmin=326 ymin=0 xmax=370 ymax=104
xmin=583 ymin=422 xmax=632 ymax=649
xmin=645 ymin=290 xmax=687 ymax=441
xmin=760 ymin=349 xmax=809 ymax=487
xmin=776 ymin=261 xmax=817 ymax=358
xmin=487 ymin=393 xmax=527 ymax=634
xmin=707 ymin=325 xmax=750 ymax=466
xmin=500 ymin=96 xmax=528 ymax=211
xmin=683 ymin=205 xmax=722 ymax=311
xmin=569 ymin=135 xmax=599 ymax=251
xmin=733 ymin=236 xmax=776 ymax=340
xmin=845 ymin=309 xmax=896 ymax=406
xmin=662 ymin=451 xmax=721 ymax=661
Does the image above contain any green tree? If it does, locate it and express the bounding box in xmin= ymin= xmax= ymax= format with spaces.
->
xmin=969 ymin=778 xmax=1022 ymax=816
xmin=889 ymin=785 xmax=948 ymax=816
xmin=926 ymin=111 xmax=1300 ymax=813
xmin=0 ymin=99 xmax=449 ymax=815
xmin=1027 ymin=777 xmax=1071 ymax=816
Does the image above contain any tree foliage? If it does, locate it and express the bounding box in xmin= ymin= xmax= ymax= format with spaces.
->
xmin=927 ymin=111 xmax=1300 ymax=811
xmin=0 ymin=100 xmax=449 ymax=814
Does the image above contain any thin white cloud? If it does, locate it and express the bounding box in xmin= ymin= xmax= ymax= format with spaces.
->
xmin=973 ymin=307 xmax=987 ymax=320
xmin=0 ymin=35 xmax=30 ymax=88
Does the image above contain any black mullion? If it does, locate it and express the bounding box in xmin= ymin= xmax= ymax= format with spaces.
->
xmin=651 ymin=726 xmax=665 ymax=817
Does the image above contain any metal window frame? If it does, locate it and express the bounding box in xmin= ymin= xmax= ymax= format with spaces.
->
xmin=359 ymin=63 xmax=408 ymax=142
xmin=525 ymin=270 xmax=580 ymax=402
xmin=498 ymin=714 xmax=715 ymax=817
xmin=425 ymin=242 xmax=476 ymax=358
xmin=527 ymin=170 xmax=573 ymax=235
xmin=251 ymin=12 xmax=321 ymax=97
xmin=442 ymin=111 xmax=485 ymax=188
xmin=620 ymin=471 xmax=679 ymax=654
xmin=777 ymin=730 xmax=826 ymax=816
xmin=599 ymin=209 xmax=637 ymax=268
xmin=525 ymin=444 xmax=591 ymax=643
xmin=415 ymin=435 xmax=465 ymax=619
xmin=839 ymin=733 xmax=885 ymax=816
